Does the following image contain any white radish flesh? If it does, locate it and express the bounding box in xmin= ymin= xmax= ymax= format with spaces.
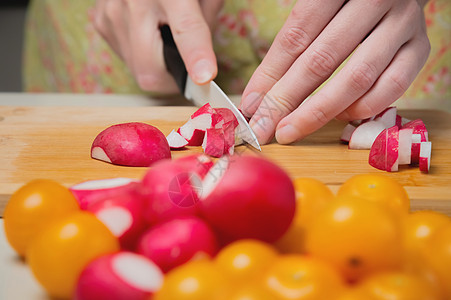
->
xmin=375 ymin=106 xmax=397 ymax=128
xmin=340 ymin=123 xmax=357 ymax=143
xmin=166 ymin=130 xmax=188 ymax=149
xmin=419 ymin=142 xmax=432 ymax=173
xmin=349 ymin=120 xmax=386 ymax=149
xmin=398 ymin=128 xmax=413 ymax=165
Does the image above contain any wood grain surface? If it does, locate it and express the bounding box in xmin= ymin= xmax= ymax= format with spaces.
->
xmin=1 ymin=106 xmax=450 ymax=217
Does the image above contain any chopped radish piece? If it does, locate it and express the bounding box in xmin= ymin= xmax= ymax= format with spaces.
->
xmin=222 ymin=121 xmax=236 ymax=155
xmin=175 ymin=154 xmax=214 ymax=179
xmin=369 ymin=128 xmax=388 ymax=171
xmin=214 ymin=108 xmax=239 ymax=129
xmin=86 ymin=191 xmax=147 ymax=250
xmin=69 ymin=178 xmax=139 ymax=210
xmin=386 ymin=126 xmax=399 ymax=172
xmin=403 ymin=119 xmax=428 ymax=164
xmin=75 ymin=252 xmax=163 ymax=300
xmin=177 ymin=117 xmax=210 ymax=146
xmin=374 ymin=107 xmax=397 ymax=128
xmin=137 ymin=216 xmax=218 ymax=273
xmin=419 ymin=142 xmax=432 ymax=173
xmin=202 ymin=128 xmax=225 ymax=158
xmin=91 ymin=122 xmax=171 ymax=167
xmin=398 ymin=128 xmax=413 ymax=165
xmin=199 ymin=155 xmax=296 ymax=243
xmin=166 ymin=130 xmax=188 ymax=149
xmin=340 ymin=123 xmax=357 ymax=143
xmin=140 ymin=159 xmax=201 ymax=225
xmin=349 ymin=120 xmax=386 ymax=149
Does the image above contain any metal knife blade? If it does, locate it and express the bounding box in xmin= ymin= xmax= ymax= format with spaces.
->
xmin=160 ymin=25 xmax=261 ymax=151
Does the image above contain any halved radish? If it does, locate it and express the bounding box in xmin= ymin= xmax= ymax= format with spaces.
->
xmin=202 ymin=128 xmax=225 ymax=158
xmin=166 ymin=130 xmax=188 ymax=149
xmin=340 ymin=123 xmax=357 ymax=143
xmin=374 ymin=107 xmax=397 ymax=128
xmin=386 ymin=126 xmax=399 ymax=172
xmin=349 ymin=120 xmax=386 ymax=149
xmin=419 ymin=142 xmax=432 ymax=173
xmin=86 ymin=190 xmax=148 ymax=250
xmin=137 ymin=216 xmax=218 ymax=273
xmin=369 ymin=126 xmax=399 ymax=172
xmin=91 ymin=122 xmax=171 ymax=167
xmin=140 ymin=159 xmax=201 ymax=225
xmin=403 ymin=119 xmax=428 ymax=164
xmin=75 ymin=252 xmax=163 ymax=300
xmin=199 ymin=155 xmax=296 ymax=243
xmin=222 ymin=121 xmax=236 ymax=155
xmin=398 ymin=128 xmax=413 ymax=165
xmin=70 ymin=178 xmax=140 ymax=210
xmin=215 ymin=107 xmax=239 ymax=129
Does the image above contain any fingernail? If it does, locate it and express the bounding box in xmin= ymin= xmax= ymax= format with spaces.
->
xmin=276 ymin=124 xmax=298 ymax=144
xmin=250 ymin=117 xmax=274 ymax=145
xmin=192 ymin=59 xmax=214 ymax=84
xmin=241 ymin=92 xmax=263 ymax=118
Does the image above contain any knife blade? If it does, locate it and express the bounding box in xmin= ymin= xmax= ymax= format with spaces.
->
xmin=160 ymin=25 xmax=261 ymax=151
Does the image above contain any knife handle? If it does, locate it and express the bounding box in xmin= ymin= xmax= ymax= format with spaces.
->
xmin=160 ymin=25 xmax=187 ymax=94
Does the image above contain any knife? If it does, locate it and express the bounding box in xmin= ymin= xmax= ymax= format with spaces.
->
xmin=160 ymin=25 xmax=261 ymax=151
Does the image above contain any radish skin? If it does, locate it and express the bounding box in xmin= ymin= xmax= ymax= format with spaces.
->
xmin=369 ymin=128 xmax=388 ymax=171
xmin=137 ymin=216 xmax=218 ymax=273
xmin=419 ymin=142 xmax=432 ymax=173
xmin=75 ymin=252 xmax=163 ymax=300
xmin=202 ymin=128 xmax=225 ymax=158
xmin=386 ymin=126 xmax=399 ymax=172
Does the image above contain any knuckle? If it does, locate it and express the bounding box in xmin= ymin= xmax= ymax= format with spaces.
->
xmin=279 ymin=26 xmax=311 ymax=58
xmin=346 ymin=101 xmax=380 ymax=121
xmin=304 ymin=46 xmax=338 ymax=80
xmin=349 ymin=62 xmax=378 ymax=93
xmin=368 ymin=0 xmax=392 ymax=9
xmin=388 ymin=71 xmax=410 ymax=97
xmin=172 ymin=15 xmax=207 ymax=36
xmin=105 ymin=0 xmax=121 ymax=20
xmin=258 ymin=64 xmax=281 ymax=85
xmin=310 ymin=106 xmax=331 ymax=125
xmin=273 ymin=94 xmax=298 ymax=115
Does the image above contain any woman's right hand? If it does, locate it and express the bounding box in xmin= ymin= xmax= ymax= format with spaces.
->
xmin=93 ymin=0 xmax=224 ymax=93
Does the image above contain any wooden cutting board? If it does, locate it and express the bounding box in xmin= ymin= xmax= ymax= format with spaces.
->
xmin=1 ymin=106 xmax=450 ymax=217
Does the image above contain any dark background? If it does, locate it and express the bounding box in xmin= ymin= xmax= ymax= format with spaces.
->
xmin=0 ymin=1 xmax=30 ymax=92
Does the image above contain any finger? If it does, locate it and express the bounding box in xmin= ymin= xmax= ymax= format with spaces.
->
xmin=102 ymin=0 xmax=132 ymax=62
xmin=337 ymin=36 xmax=431 ymax=121
xmin=240 ymin=0 xmax=346 ymax=118
xmin=128 ymin=3 xmax=178 ymax=93
xmin=199 ymin=0 xmax=224 ymax=28
xmin=162 ymin=0 xmax=217 ymax=85
xmin=249 ymin=0 xmax=392 ymax=144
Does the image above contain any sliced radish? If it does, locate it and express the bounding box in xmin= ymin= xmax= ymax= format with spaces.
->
xmin=349 ymin=120 xmax=386 ymax=149
xmin=175 ymin=154 xmax=214 ymax=179
xmin=86 ymin=190 xmax=147 ymax=250
xmin=137 ymin=216 xmax=218 ymax=273
xmin=214 ymin=107 xmax=239 ymax=129
xmin=222 ymin=121 xmax=236 ymax=155
xmin=199 ymin=155 xmax=296 ymax=243
xmin=140 ymin=159 xmax=201 ymax=225
xmin=166 ymin=130 xmax=188 ymax=149
xmin=202 ymin=128 xmax=225 ymax=158
xmin=75 ymin=252 xmax=163 ymax=300
xmin=398 ymin=128 xmax=413 ymax=165
xmin=369 ymin=129 xmax=388 ymax=171
xmin=374 ymin=106 xmax=397 ymax=128
xmin=340 ymin=123 xmax=357 ymax=143
xmin=419 ymin=142 xmax=432 ymax=173
xmin=402 ymin=119 xmax=428 ymax=164
xmin=386 ymin=126 xmax=399 ymax=172
xmin=91 ymin=122 xmax=171 ymax=167
xmin=69 ymin=178 xmax=139 ymax=210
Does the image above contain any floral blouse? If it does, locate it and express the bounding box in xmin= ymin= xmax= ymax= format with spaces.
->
xmin=23 ymin=0 xmax=450 ymax=110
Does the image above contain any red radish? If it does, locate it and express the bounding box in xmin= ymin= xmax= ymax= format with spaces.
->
xmin=419 ymin=142 xmax=432 ymax=173
xmin=75 ymin=252 xmax=163 ymax=300
xmin=199 ymin=155 xmax=296 ymax=243
xmin=222 ymin=121 xmax=236 ymax=155
xmin=140 ymin=159 xmax=201 ymax=225
xmin=86 ymin=191 xmax=148 ymax=250
xmin=349 ymin=120 xmax=386 ymax=149
xmin=175 ymin=154 xmax=214 ymax=179
xmin=214 ymin=107 xmax=239 ymax=129
xmin=166 ymin=130 xmax=188 ymax=149
xmin=369 ymin=126 xmax=399 ymax=172
xmin=340 ymin=123 xmax=357 ymax=143
xmin=202 ymin=128 xmax=225 ymax=158
xmin=402 ymin=119 xmax=428 ymax=165
xmin=91 ymin=122 xmax=171 ymax=167
xmin=398 ymin=128 xmax=413 ymax=165
xmin=70 ymin=178 xmax=139 ymax=210
xmin=137 ymin=216 xmax=218 ymax=273
xmin=374 ymin=106 xmax=397 ymax=128
xmin=395 ymin=114 xmax=410 ymax=129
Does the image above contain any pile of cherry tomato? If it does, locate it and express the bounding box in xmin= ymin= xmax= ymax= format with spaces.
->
xmin=3 ymin=174 xmax=451 ymax=299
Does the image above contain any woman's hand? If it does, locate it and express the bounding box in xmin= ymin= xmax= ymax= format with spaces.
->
xmin=240 ymin=0 xmax=430 ymax=144
xmin=93 ymin=0 xmax=224 ymax=93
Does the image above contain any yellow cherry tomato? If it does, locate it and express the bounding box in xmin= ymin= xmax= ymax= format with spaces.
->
xmin=402 ymin=210 xmax=450 ymax=257
xmin=214 ymin=239 xmax=278 ymax=284
xmin=276 ymin=178 xmax=334 ymax=253
xmin=335 ymin=288 xmax=376 ymax=300
xmin=421 ymin=223 xmax=451 ymax=299
xmin=26 ymin=211 xmax=119 ymax=299
xmin=3 ymin=179 xmax=80 ymax=256
xmin=305 ymin=196 xmax=403 ymax=282
xmin=337 ymin=174 xmax=409 ymax=216
xmin=155 ymin=259 xmax=231 ymax=300
xmin=229 ymin=282 xmax=279 ymax=300
xmin=359 ymin=271 xmax=441 ymax=300
xmin=261 ymin=255 xmax=346 ymax=300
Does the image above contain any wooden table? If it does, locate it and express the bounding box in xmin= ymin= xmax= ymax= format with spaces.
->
xmin=1 ymin=105 xmax=450 ymax=216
